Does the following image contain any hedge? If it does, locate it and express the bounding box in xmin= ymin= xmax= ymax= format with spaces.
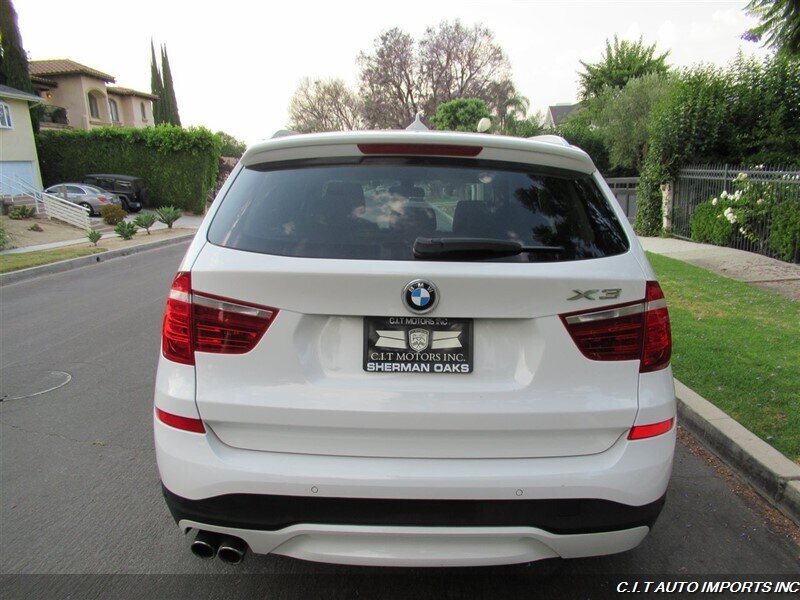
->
xmin=36 ymin=125 xmax=221 ymax=213
xmin=690 ymin=201 xmax=733 ymax=246
xmin=634 ymin=55 xmax=800 ymax=236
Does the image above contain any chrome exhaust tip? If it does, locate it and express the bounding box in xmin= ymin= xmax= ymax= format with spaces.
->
xmin=217 ymin=536 xmax=248 ymax=564
xmin=190 ymin=530 xmax=221 ymax=559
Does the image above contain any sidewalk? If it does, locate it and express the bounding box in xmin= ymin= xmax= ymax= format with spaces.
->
xmin=1 ymin=214 xmax=204 ymax=255
xmin=639 ymin=236 xmax=800 ymax=300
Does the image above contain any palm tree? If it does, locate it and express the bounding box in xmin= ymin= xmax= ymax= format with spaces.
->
xmin=745 ymin=0 xmax=800 ymax=57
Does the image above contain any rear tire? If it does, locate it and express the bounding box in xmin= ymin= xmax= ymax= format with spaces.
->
xmin=79 ymin=202 xmax=94 ymax=217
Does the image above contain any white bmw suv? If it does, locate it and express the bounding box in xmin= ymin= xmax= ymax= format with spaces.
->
xmin=154 ymin=129 xmax=675 ymax=567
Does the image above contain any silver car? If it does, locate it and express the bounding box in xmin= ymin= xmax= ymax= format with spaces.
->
xmin=43 ymin=183 xmax=122 ymax=216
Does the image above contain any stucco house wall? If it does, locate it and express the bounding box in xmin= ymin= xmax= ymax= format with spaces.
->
xmin=30 ymin=60 xmax=156 ymax=130
xmin=0 ymin=88 xmax=44 ymax=194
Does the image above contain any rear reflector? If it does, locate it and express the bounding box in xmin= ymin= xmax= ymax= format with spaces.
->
xmin=156 ymin=408 xmax=206 ymax=434
xmin=561 ymin=281 xmax=672 ymax=372
xmin=161 ymin=272 xmax=278 ymax=365
xmin=357 ymin=143 xmax=482 ymax=157
xmin=628 ymin=418 xmax=674 ymax=440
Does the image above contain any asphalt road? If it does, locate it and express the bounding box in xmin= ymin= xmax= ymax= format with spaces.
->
xmin=1 ymin=242 xmax=798 ymax=599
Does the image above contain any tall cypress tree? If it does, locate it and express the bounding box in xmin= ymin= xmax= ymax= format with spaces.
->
xmin=160 ymin=44 xmax=181 ymax=126
xmin=0 ymin=0 xmax=38 ymax=129
xmin=150 ymin=40 xmax=165 ymax=125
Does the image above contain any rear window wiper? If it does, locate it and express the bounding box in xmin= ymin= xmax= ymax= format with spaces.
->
xmin=413 ymin=237 xmax=564 ymax=260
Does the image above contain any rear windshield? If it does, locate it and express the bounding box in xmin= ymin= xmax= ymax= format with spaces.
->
xmin=207 ymin=158 xmax=629 ymax=262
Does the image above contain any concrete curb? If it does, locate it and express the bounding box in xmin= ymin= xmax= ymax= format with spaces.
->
xmin=675 ymin=379 xmax=800 ymax=525
xmin=0 ymin=233 xmax=194 ymax=286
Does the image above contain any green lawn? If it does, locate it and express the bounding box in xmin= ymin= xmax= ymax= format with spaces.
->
xmin=647 ymin=252 xmax=800 ymax=463
xmin=0 ymin=247 xmax=105 ymax=274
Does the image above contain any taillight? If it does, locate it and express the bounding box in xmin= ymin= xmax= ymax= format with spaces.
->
xmin=161 ymin=272 xmax=277 ymax=365
xmin=156 ymin=408 xmax=206 ymax=434
xmin=357 ymin=143 xmax=482 ymax=157
xmin=641 ymin=281 xmax=672 ymax=372
xmin=98 ymin=195 xmax=108 ymax=202
xmin=561 ymin=281 xmax=671 ymax=372
xmin=628 ymin=418 xmax=674 ymax=440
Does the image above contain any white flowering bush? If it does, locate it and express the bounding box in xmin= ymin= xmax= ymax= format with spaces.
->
xmin=696 ymin=173 xmax=774 ymax=245
xmin=691 ymin=171 xmax=800 ymax=262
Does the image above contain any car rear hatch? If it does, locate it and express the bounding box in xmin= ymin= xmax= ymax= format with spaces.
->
xmin=179 ymin=135 xmax=654 ymax=459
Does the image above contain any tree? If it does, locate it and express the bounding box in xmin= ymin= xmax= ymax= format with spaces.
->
xmin=215 ymin=131 xmax=246 ymax=157
xmin=430 ymin=98 xmax=491 ymax=132
xmin=358 ymin=20 xmax=519 ymax=128
xmin=592 ymin=73 xmax=675 ymax=171
xmin=150 ymin=40 xmax=165 ymax=125
xmin=578 ymin=36 xmax=670 ymax=99
xmin=358 ymin=28 xmax=420 ymax=129
xmin=288 ymin=78 xmax=363 ymax=133
xmin=160 ymin=45 xmax=181 ymax=126
xmin=0 ymin=0 xmax=31 ymax=91
xmin=418 ymin=20 xmax=515 ymax=118
xmin=0 ymin=0 xmax=38 ymax=129
xmin=744 ymin=0 xmax=800 ymax=57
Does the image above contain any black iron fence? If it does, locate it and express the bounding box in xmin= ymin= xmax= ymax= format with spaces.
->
xmin=671 ymin=164 xmax=800 ymax=261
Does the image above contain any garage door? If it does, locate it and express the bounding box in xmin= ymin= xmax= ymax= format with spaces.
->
xmin=0 ymin=161 xmax=35 ymax=195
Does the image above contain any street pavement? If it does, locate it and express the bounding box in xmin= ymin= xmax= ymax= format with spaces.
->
xmin=0 ymin=242 xmax=798 ymax=598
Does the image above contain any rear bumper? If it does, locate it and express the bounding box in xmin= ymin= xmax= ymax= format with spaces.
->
xmin=155 ymin=417 xmax=675 ymax=506
xmin=173 ymin=518 xmax=652 ymax=567
xmin=163 ymin=485 xmax=665 ymax=535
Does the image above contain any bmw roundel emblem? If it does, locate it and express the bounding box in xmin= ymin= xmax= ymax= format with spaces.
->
xmin=403 ymin=279 xmax=439 ymax=314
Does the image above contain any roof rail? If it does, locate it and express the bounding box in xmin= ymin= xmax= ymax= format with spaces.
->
xmin=528 ymin=134 xmax=570 ymax=147
xmin=271 ymin=130 xmax=301 ymax=139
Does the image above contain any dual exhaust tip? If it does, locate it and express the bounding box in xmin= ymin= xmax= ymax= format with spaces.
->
xmin=191 ymin=530 xmax=247 ymax=564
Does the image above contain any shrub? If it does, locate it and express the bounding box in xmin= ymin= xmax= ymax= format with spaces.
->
xmin=215 ymin=131 xmax=246 ymax=158
xmin=0 ymin=221 xmax=10 ymax=250
xmin=556 ymin=111 xmax=611 ymax=174
xmin=155 ymin=206 xmax=182 ymax=229
xmin=8 ymin=205 xmax=36 ymax=220
xmin=101 ymin=204 xmax=127 ymax=225
xmin=28 ymin=223 xmax=44 ymax=232
xmin=690 ymin=201 xmax=733 ymax=245
xmin=430 ymin=98 xmax=491 ymax=132
xmin=87 ymin=230 xmax=102 ymax=246
xmin=114 ymin=221 xmax=138 ymax=240
xmin=133 ymin=212 xmax=157 ymax=234
xmin=635 ymin=54 xmax=800 ymax=235
xmin=36 ymin=125 xmax=221 ymax=213
xmin=769 ymin=198 xmax=800 ymax=263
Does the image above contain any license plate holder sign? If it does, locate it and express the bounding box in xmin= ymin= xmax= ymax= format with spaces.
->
xmin=363 ymin=317 xmax=473 ymax=374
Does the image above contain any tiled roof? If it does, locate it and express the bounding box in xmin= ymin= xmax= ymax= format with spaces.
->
xmin=29 ymin=59 xmax=115 ymax=82
xmin=107 ymin=86 xmax=158 ymax=100
xmin=30 ymin=74 xmax=58 ymax=87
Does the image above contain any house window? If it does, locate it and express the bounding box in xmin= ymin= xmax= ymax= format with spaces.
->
xmin=140 ymin=102 xmax=146 ymax=120
xmin=88 ymin=94 xmax=100 ymax=119
xmin=109 ymin=98 xmax=120 ymax=122
xmin=0 ymin=102 xmax=12 ymax=129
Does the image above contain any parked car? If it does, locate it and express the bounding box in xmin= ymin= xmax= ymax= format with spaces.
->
xmin=43 ymin=183 xmax=121 ymax=216
xmin=154 ymin=128 xmax=675 ymax=567
xmin=82 ymin=174 xmax=148 ymax=212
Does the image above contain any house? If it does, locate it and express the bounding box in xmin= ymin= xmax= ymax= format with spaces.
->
xmin=0 ymin=84 xmax=44 ymax=195
xmin=28 ymin=59 xmax=157 ymax=130
xmin=543 ymin=102 xmax=582 ymax=129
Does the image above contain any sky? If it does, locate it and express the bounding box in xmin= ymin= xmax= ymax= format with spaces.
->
xmin=18 ymin=0 xmax=770 ymax=145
